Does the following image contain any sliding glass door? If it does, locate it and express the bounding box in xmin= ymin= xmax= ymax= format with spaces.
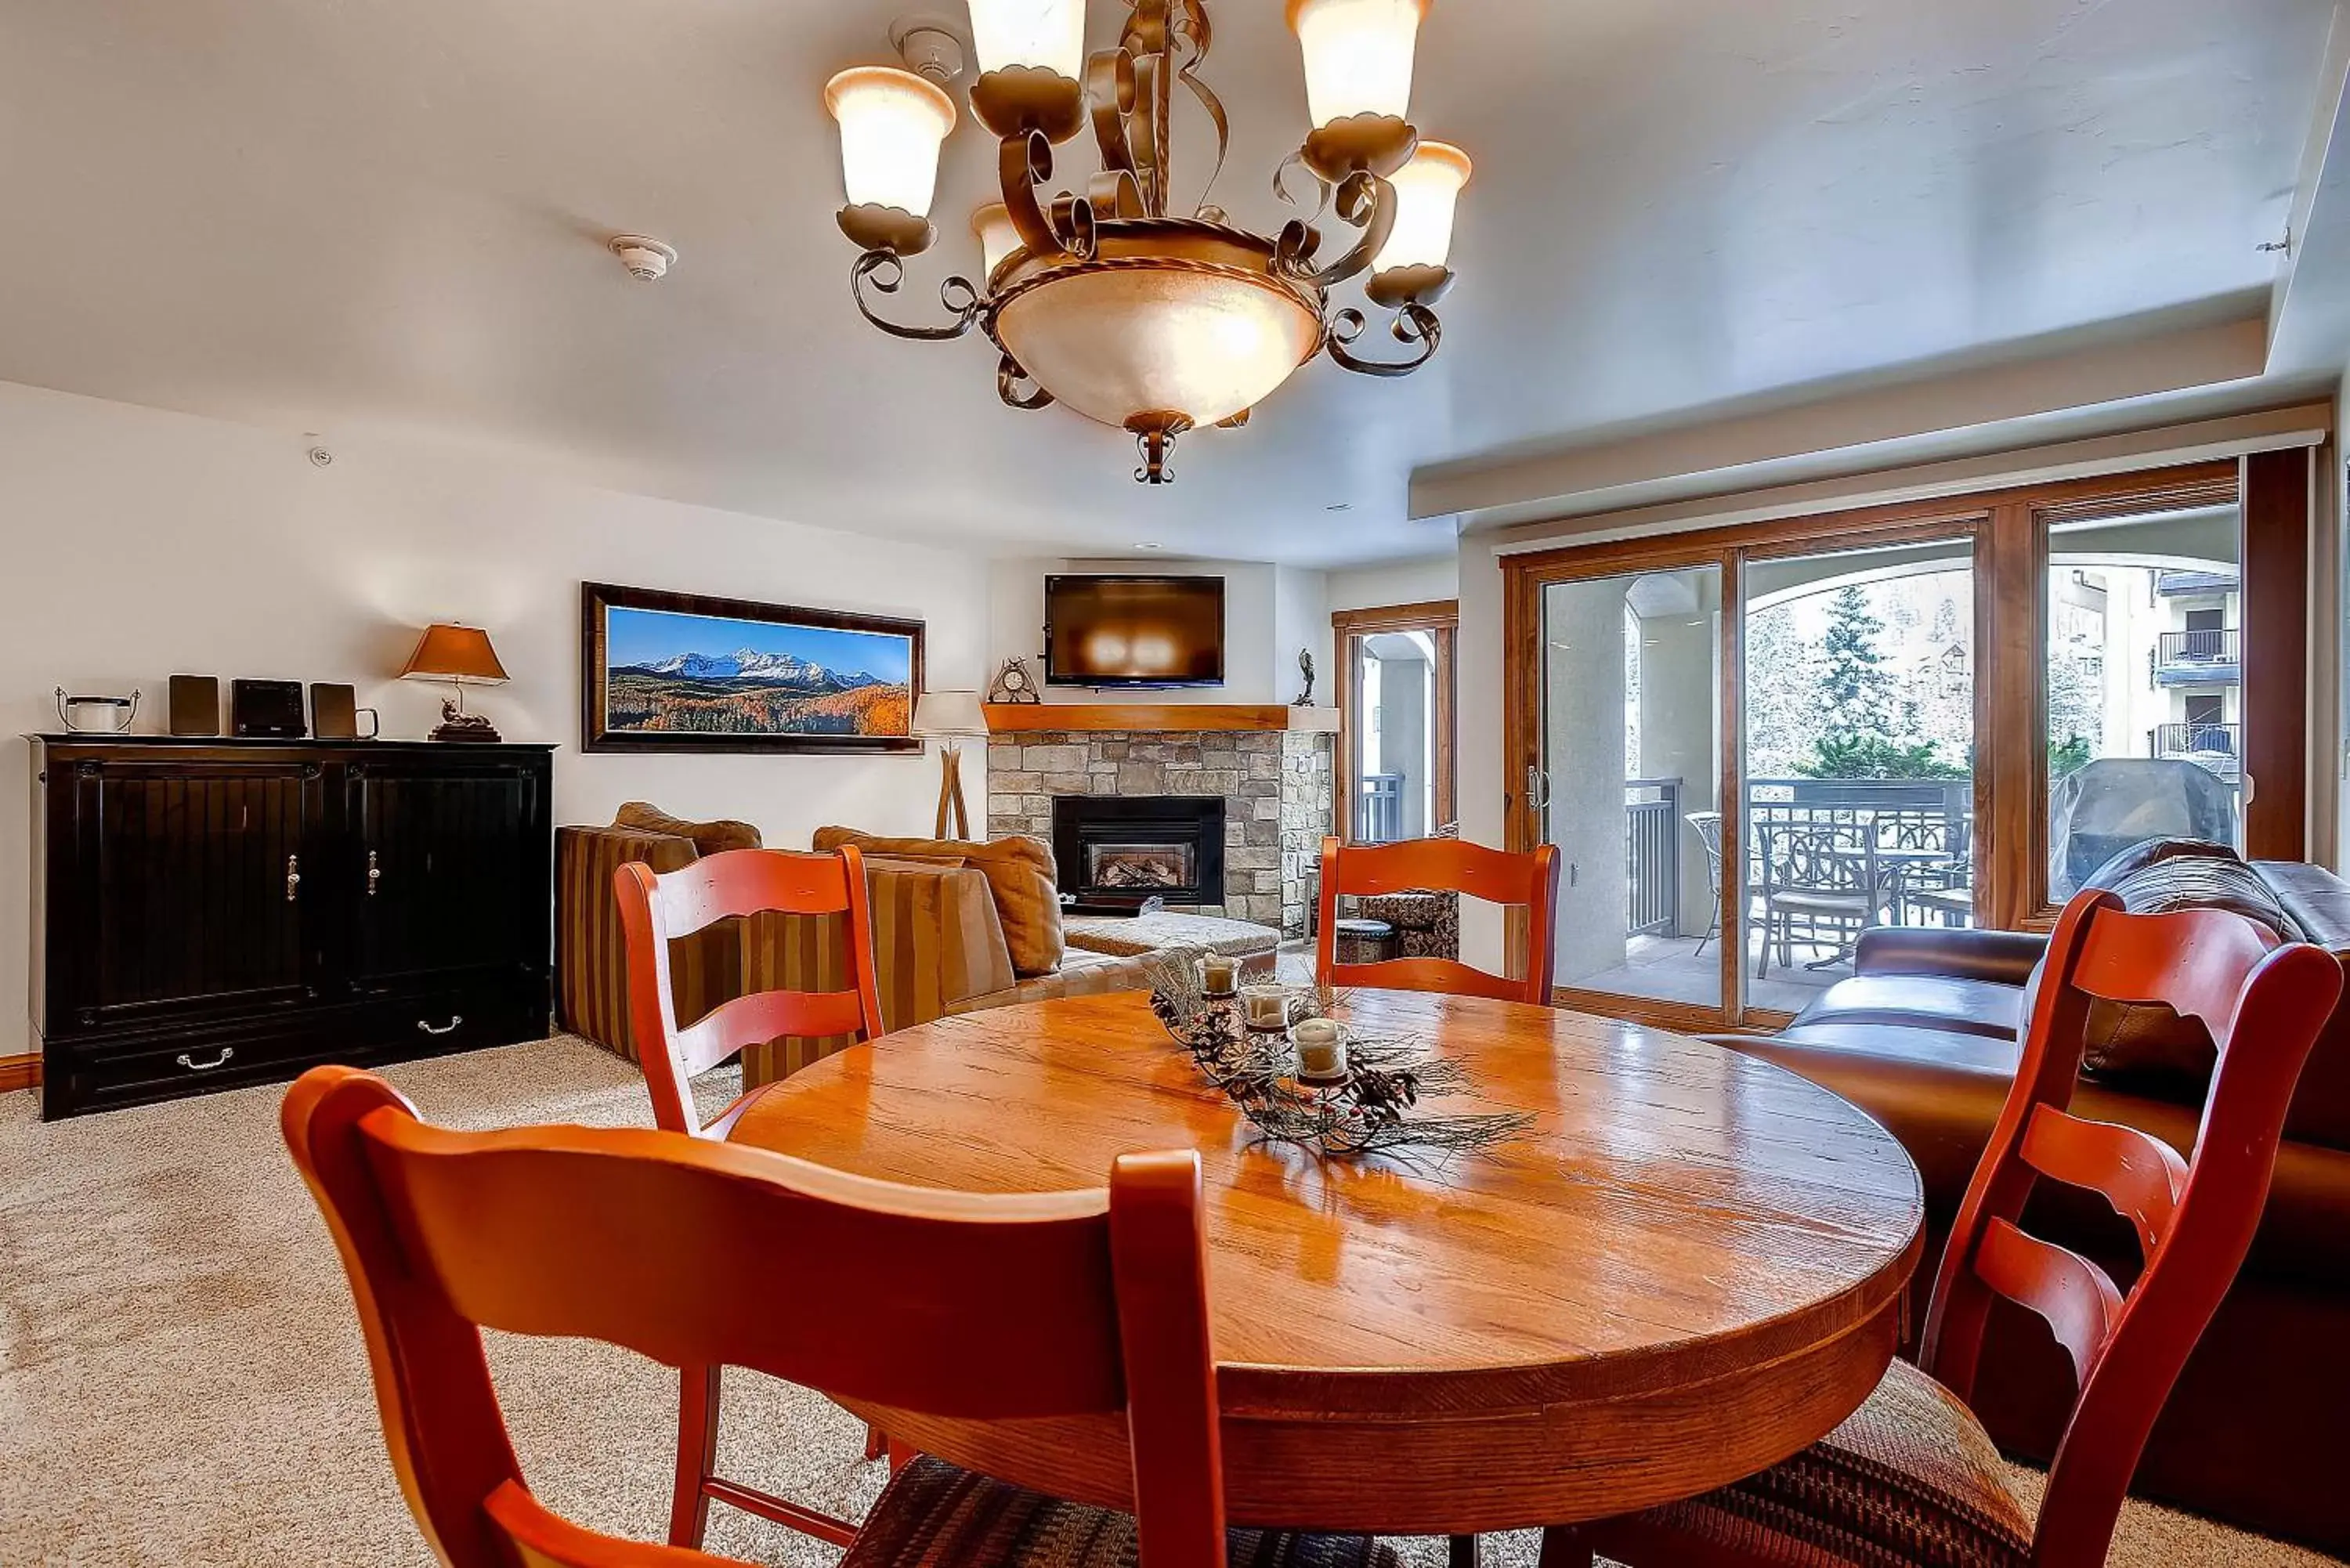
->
xmin=1502 ymin=454 xmax=2305 ymax=1033
xmin=1741 ymin=538 xmax=1976 ymax=1014
xmin=1534 ymin=565 xmax=1725 ymax=1011
xmin=2044 ymin=500 xmax=2243 ymax=900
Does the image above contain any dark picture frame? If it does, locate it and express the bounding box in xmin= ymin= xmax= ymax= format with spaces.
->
xmin=580 ymin=581 xmax=925 ymax=755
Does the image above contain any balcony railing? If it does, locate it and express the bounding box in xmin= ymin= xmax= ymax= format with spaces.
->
xmin=2155 ymin=569 xmax=2238 ymax=597
xmin=1625 ymin=779 xmax=1682 ymax=938
xmin=1619 ymin=777 xmax=1972 ymax=938
xmin=1354 ymin=772 xmax=1404 ymax=844
xmin=2157 ymin=628 xmax=2238 ymax=665
xmin=2152 ymin=721 xmax=2239 ymax=768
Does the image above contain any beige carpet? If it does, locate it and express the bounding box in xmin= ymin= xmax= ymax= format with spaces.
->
xmin=0 ymin=1035 xmax=2335 ymax=1568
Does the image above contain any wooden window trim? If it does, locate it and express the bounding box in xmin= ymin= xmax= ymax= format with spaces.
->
xmin=1332 ymin=600 xmax=1460 ymax=844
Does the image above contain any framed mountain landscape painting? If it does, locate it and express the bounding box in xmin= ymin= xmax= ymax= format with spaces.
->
xmin=581 ymin=582 xmax=924 ymax=753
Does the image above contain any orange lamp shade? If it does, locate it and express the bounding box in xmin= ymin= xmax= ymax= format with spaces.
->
xmin=399 ymin=624 xmax=510 ymax=685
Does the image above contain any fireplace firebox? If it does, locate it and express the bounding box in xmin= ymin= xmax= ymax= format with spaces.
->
xmin=1054 ymin=796 xmax=1226 ymax=912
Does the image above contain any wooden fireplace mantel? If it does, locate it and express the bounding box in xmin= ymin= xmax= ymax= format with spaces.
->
xmin=984 ymin=703 xmax=1340 ymax=735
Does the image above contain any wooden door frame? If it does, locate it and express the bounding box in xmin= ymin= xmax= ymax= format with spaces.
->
xmin=1500 ymin=457 xmax=2272 ymax=1032
xmin=1331 ymin=599 xmax=1459 ymax=844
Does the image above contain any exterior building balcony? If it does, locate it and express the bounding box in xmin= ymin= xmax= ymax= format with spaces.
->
xmin=2154 ymin=568 xmax=2239 ymax=597
xmin=2151 ymin=721 xmax=2240 ymax=778
xmin=2152 ymin=627 xmax=2239 ymax=685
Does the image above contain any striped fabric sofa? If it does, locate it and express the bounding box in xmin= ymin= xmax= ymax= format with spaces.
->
xmin=556 ymin=808 xmax=1267 ymax=1092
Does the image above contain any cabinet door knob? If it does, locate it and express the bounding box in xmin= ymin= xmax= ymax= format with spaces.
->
xmin=285 ymin=854 xmax=302 ymax=902
xmin=175 ymin=1046 xmax=236 ymax=1072
xmin=366 ymin=850 xmax=381 ymax=897
xmin=416 ymin=1015 xmax=464 ymax=1036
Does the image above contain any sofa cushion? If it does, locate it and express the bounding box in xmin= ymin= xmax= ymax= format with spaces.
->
xmin=1791 ymin=974 xmax=2024 ymax=1041
xmin=612 ymin=801 xmax=763 ymax=855
xmin=815 ymin=828 xmax=1064 ymax=977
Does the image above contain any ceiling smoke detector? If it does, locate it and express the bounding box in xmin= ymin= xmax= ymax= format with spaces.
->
xmin=889 ymin=15 xmax=967 ymax=84
xmin=608 ymin=235 xmax=678 ymax=281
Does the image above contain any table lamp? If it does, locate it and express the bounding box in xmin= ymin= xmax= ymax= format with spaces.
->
xmin=399 ymin=623 xmax=509 ymax=742
xmin=911 ymin=689 xmax=990 ymax=840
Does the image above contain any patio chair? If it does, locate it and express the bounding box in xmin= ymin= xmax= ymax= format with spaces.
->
xmin=1880 ymin=814 xmax=1975 ymax=927
xmin=1685 ymin=811 xmax=1724 ymax=956
xmin=1755 ymin=823 xmax=1879 ymax=979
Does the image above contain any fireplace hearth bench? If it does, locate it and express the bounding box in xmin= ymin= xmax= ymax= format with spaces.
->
xmin=557 ymin=807 xmax=1278 ymax=1089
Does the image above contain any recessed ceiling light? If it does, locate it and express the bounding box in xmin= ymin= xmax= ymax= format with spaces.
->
xmin=1137 ymin=542 xmax=1165 ymax=551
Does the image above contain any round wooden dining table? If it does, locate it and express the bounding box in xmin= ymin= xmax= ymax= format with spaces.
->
xmin=728 ymin=987 xmax=1925 ymax=1537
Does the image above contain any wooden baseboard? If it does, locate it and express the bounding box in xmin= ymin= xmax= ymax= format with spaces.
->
xmin=0 ymin=1053 xmax=42 ymax=1093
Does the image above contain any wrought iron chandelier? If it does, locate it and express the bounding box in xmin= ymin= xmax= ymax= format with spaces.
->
xmin=824 ymin=0 xmax=1468 ymax=483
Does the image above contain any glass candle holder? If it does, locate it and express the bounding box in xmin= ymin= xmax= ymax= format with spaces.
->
xmin=1241 ymin=985 xmax=1292 ymax=1031
xmin=1290 ymin=1016 xmax=1349 ymax=1082
xmin=1200 ymin=953 xmax=1241 ymax=998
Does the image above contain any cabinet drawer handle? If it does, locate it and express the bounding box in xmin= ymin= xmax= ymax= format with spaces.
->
xmin=416 ymin=1015 xmax=465 ymax=1036
xmin=175 ymin=1046 xmax=236 ymax=1072
xmin=285 ymin=854 xmax=302 ymax=902
xmin=366 ymin=850 xmax=381 ymax=897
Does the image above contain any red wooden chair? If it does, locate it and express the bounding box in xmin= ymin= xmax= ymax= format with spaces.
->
xmin=614 ymin=845 xmax=885 ymax=1140
xmin=1553 ymin=887 xmax=2342 ymax=1568
xmin=613 ymin=845 xmax=888 ymax=1547
xmin=282 ymin=1065 xmax=1391 ymax=1568
xmin=1315 ymin=835 xmax=1561 ymax=1004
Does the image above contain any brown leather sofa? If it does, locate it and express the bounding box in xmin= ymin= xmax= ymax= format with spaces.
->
xmin=1724 ymin=857 xmax=2350 ymax=1554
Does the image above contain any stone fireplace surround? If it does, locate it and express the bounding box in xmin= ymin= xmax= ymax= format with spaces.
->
xmin=985 ymin=726 xmax=1335 ymax=936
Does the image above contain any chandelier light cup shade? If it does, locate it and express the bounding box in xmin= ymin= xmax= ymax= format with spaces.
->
xmin=398 ymin=624 xmax=509 ymax=685
xmin=973 ymin=201 xmax=1021 ymax=280
xmin=911 ymin=688 xmax=992 ymax=737
xmin=964 ymin=0 xmax=1088 ymax=81
xmin=1372 ymin=139 xmax=1470 ymax=275
xmin=824 ymin=66 xmax=957 ymax=219
xmin=1288 ymin=0 xmax=1430 ymax=130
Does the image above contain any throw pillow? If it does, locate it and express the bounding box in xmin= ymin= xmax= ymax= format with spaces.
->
xmin=613 ymin=802 xmax=763 ymax=856
xmin=2078 ymin=839 xmax=2294 ymax=1088
xmin=814 ymin=828 xmax=1064 ymax=977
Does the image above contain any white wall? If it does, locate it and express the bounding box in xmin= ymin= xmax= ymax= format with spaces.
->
xmin=1327 ymin=555 xmax=1459 ymax=612
xmin=986 ymin=556 xmax=1327 ymax=705
xmin=0 ymin=381 xmax=989 ymax=1059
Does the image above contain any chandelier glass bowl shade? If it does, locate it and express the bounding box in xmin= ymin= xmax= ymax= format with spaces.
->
xmin=826 ymin=0 xmax=1466 ymax=483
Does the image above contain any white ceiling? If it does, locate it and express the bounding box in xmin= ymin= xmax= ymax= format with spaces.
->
xmin=0 ymin=0 xmax=2334 ymax=567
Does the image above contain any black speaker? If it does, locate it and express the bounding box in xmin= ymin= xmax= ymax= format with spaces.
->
xmin=230 ymin=679 xmax=307 ymax=739
xmin=168 ymin=675 xmax=221 ymax=737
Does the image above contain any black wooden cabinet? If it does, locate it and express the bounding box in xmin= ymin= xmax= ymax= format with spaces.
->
xmin=30 ymin=737 xmax=554 ymax=1118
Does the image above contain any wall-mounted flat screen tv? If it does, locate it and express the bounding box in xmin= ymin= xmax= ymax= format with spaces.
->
xmin=1044 ymin=574 xmax=1225 ymax=688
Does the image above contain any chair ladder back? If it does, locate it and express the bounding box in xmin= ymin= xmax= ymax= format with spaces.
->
xmin=615 ymin=846 xmax=885 ymax=1135
xmin=1968 ymin=1219 xmax=2123 ymax=1390
xmin=1915 ymin=891 xmax=2343 ymax=1568
xmin=2019 ymin=1106 xmax=2188 ymax=1259
xmin=1316 ymin=836 xmax=1561 ymax=1006
xmin=286 ymin=1067 xmax=1230 ymax=1568
xmin=2067 ymin=903 xmax=2280 ymax=1049
xmin=1109 ymin=1151 xmax=1230 ymax=1568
